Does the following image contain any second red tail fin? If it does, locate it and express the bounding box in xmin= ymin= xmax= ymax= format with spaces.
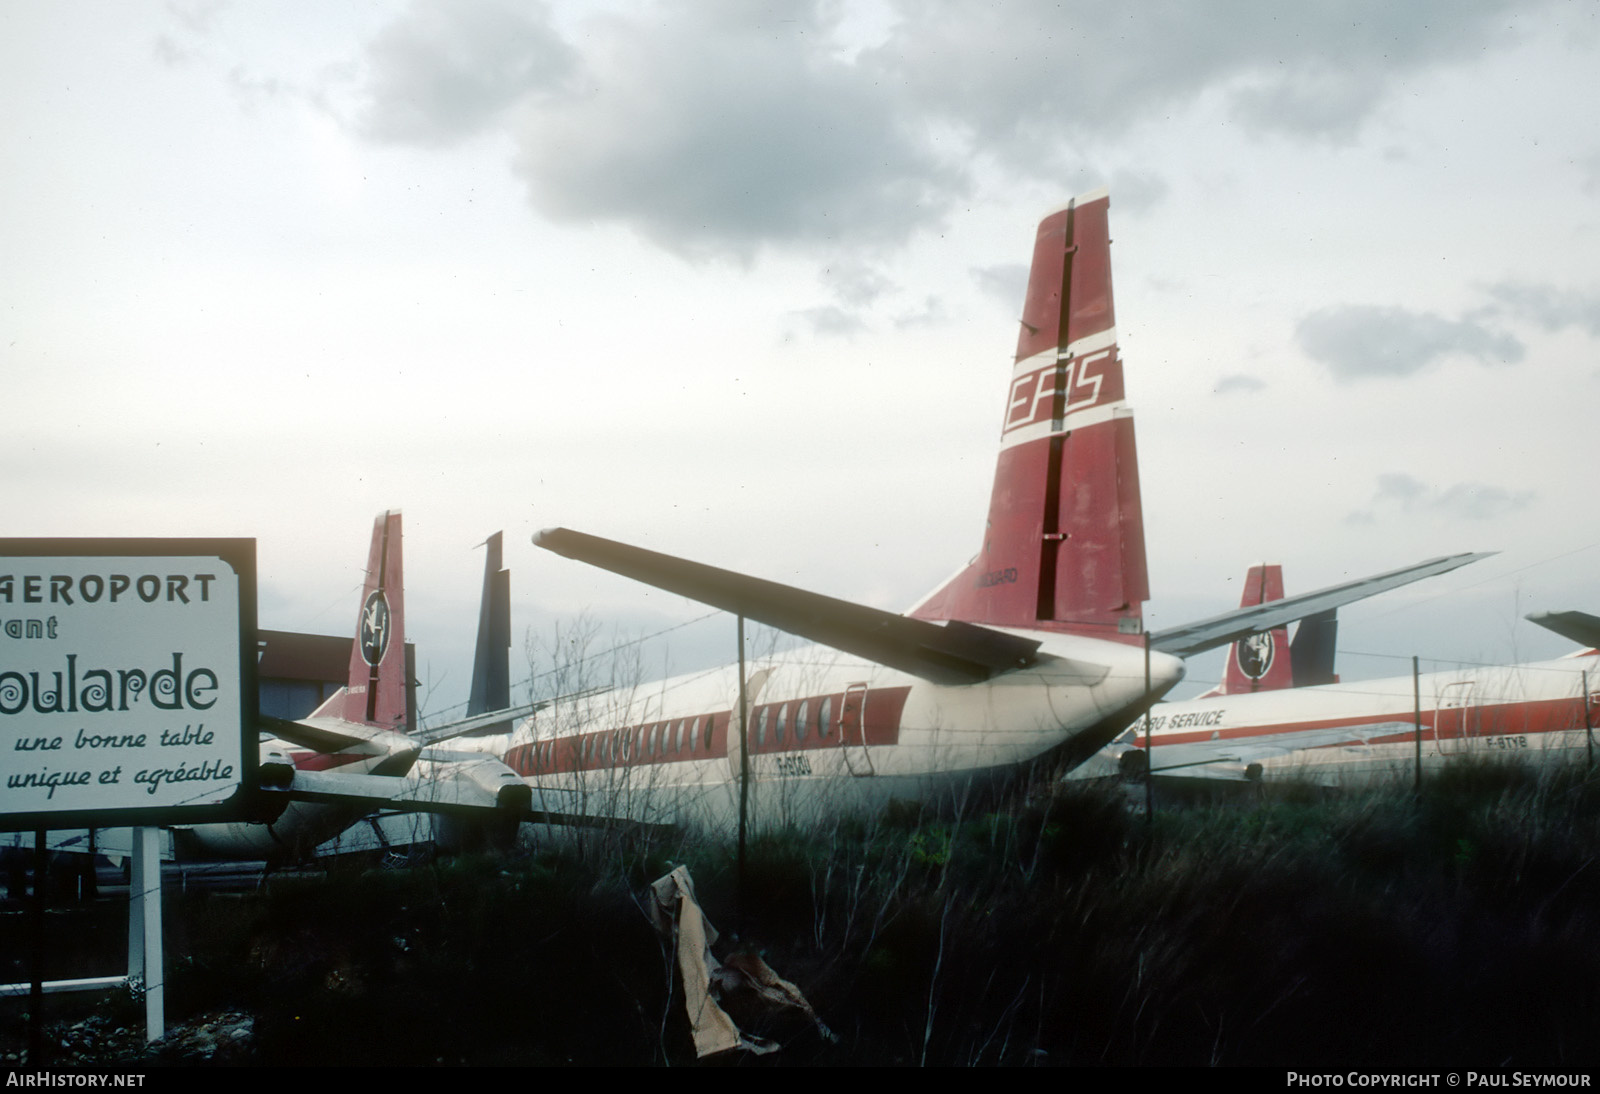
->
xmin=322 ymin=510 xmax=407 ymax=730
xmin=1214 ymin=564 xmax=1293 ymax=695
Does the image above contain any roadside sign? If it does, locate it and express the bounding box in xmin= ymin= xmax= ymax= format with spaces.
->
xmin=0 ymin=539 xmax=255 ymax=830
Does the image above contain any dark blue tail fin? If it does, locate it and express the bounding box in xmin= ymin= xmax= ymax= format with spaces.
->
xmin=466 ymin=532 xmax=512 ymax=735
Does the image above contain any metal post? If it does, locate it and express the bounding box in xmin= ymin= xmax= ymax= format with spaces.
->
xmin=1143 ymin=633 xmax=1154 ymax=821
xmin=735 ymin=615 xmax=749 ymax=933
xmin=130 ymin=827 xmax=163 ymax=1042
xmin=1584 ymin=669 xmax=1592 ymax=774
xmin=1413 ymin=656 xmax=1423 ymax=794
xmin=28 ymin=830 xmax=45 ymax=1065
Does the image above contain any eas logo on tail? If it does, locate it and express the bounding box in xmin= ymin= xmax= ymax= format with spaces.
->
xmin=1234 ymin=632 xmax=1275 ymax=680
xmin=360 ymin=591 xmax=391 ymax=666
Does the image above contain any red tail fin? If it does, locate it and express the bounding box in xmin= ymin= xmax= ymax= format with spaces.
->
xmin=324 ymin=510 xmax=407 ymax=729
xmin=1214 ymin=564 xmax=1293 ymax=695
xmin=911 ymin=190 xmax=1148 ymax=639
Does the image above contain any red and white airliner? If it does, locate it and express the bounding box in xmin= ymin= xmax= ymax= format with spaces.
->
xmin=492 ymin=190 xmax=1485 ymax=829
xmin=1074 ymin=608 xmax=1600 ymax=787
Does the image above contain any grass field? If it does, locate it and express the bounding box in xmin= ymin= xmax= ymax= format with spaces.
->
xmin=9 ymin=759 xmax=1600 ymax=1066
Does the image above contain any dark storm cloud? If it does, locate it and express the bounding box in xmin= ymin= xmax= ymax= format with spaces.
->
xmin=1296 ymin=305 xmax=1524 ymax=380
xmin=1346 ymin=472 xmax=1535 ymax=523
xmin=349 ymin=0 xmax=1534 ymax=257
xmin=507 ymin=4 xmax=958 ymax=260
xmin=357 ymin=0 xmax=575 ymax=146
xmin=1484 ymin=282 xmax=1600 ymax=337
xmin=869 ymin=0 xmax=1526 ymax=160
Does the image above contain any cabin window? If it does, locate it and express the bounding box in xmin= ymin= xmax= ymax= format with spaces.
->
xmin=649 ymin=723 xmax=660 ymax=756
xmin=795 ymin=700 xmax=809 ymax=742
xmin=775 ymin=703 xmax=788 ymax=744
xmin=703 ymin=715 xmax=715 ymax=751
xmin=819 ymin=696 xmax=833 ymax=738
xmin=756 ymin=706 xmax=768 ymax=748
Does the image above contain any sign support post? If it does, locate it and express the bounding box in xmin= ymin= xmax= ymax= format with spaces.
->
xmin=129 ymin=826 xmax=164 ymax=1041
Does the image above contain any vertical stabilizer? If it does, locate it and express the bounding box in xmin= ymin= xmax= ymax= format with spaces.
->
xmin=1215 ymin=565 xmax=1293 ymax=695
xmin=1289 ymin=609 xmax=1339 ymax=687
xmin=466 ymin=532 xmax=513 ymax=735
xmin=912 ymin=190 xmax=1149 ymax=639
xmin=325 ymin=510 xmax=407 ymax=729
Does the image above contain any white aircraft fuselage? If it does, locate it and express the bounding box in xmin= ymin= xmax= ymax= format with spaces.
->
xmin=496 ymin=629 xmax=1182 ymax=829
xmin=1075 ymin=651 xmax=1600 ymax=786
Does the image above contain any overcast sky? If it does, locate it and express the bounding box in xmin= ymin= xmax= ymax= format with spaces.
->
xmin=4 ymin=0 xmax=1598 ymax=714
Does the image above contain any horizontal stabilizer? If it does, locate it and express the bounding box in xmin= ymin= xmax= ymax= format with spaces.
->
xmin=1150 ymin=553 xmax=1492 ymax=658
xmin=534 ymin=528 xmax=1044 ymax=685
xmin=258 ymin=714 xmax=407 ymax=757
xmin=1525 ymin=610 xmax=1600 ymax=651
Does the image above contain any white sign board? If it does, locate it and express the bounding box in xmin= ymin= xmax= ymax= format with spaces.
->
xmin=0 ymin=540 xmax=254 ymax=830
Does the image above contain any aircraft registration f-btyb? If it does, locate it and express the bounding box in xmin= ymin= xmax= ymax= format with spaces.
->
xmin=501 ymin=190 xmax=1485 ymax=829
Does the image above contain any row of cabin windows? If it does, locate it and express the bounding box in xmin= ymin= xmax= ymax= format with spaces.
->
xmin=525 ymin=690 xmax=854 ymax=771
xmin=529 ymin=713 xmax=719 ymax=771
xmin=752 ymin=695 xmax=836 ymax=749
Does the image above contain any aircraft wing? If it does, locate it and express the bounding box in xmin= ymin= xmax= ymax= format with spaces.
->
xmin=409 ymin=698 xmax=583 ymax=747
xmin=277 ymin=763 xmax=530 ymax=816
xmin=1142 ymin=721 xmax=1417 ymax=776
xmin=275 ymin=749 xmax=666 ymax=830
xmin=1525 ymin=610 xmax=1600 ymax=651
xmin=256 ymin=713 xmax=392 ymax=755
xmin=1088 ymin=721 xmax=1419 ymax=781
xmin=263 ymin=699 xmax=567 ymax=755
xmin=1149 ymin=553 xmax=1492 ymax=658
xmin=533 ymin=528 xmax=1049 ymax=686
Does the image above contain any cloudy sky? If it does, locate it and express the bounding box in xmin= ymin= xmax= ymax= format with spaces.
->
xmin=4 ymin=0 xmax=1598 ymax=714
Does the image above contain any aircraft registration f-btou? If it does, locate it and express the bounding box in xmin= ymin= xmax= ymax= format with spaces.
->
xmin=496 ymin=190 xmax=1485 ymax=830
xmin=1076 ymin=611 xmax=1600 ymax=787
